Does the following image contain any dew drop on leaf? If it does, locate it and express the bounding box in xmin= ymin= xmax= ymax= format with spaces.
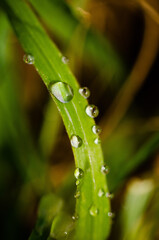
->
xmin=108 ymin=212 xmax=115 ymax=218
xmin=74 ymin=190 xmax=80 ymax=199
xmin=23 ymin=54 xmax=34 ymax=64
xmin=50 ymin=82 xmax=74 ymax=103
xmin=71 ymin=135 xmax=82 ymax=148
xmin=98 ymin=188 xmax=105 ymax=197
xmin=72 ymin=215 xmax=78 ymax=221
xmin=94 ymin=137 xmax=101 ymax=144
xmin=101 ymin=164 xmax=110 ymax=175
xmin=62 ymin=56 xmax=69 ymax=64
xmin=106 ymin=192 xmax=114 ymax=199
xmin=89 ymin=205 xmax=99 ymax=217
xmin=85 ymin=105 xmax=99 ymax=118
xmin=79 ymin=87 xmax=90 ymax=99
xmin=76 ymin=180 xmax=80 ymax=186
xmin=74 ymin=167 xmax=84 ymax=179
xmin=92 ymin=125 xmax=102 ymax=135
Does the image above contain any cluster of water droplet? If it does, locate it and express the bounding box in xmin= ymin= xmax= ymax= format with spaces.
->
xmin=78 ymin=87 xmax=103 ymax=146
xmin=74 ymin=168 xmax=84 ymax=199
xmin=23 ymin=54 xmax=114 ymax=221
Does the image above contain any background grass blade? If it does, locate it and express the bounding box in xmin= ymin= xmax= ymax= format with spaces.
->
xmin=0 ymin=10 xmax=45 ymax=191
xmin=119 ymin=178 xmax=154 ymax=240
xmin=29 ymin=193 xmax=64 ymax=240
xmin=39 ymin=100 xmax=62 ymax=158
xmin=1 ymin=0 xmax=111 ymax=239
xmin=105 ymin=132 xmax=159 ymax=191
xmin=28 ymin=0 xmax=126 ymax=85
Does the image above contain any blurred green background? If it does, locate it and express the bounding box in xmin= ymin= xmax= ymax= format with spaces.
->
xmin=0 ymin=0 xmax=159 ymax=239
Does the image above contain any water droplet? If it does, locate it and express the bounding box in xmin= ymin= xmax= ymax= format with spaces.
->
xmin=89 ymin=205 xmax=99 ymax=217
xmin=23 ymin=54 xmax=34 ymax=64
xmin=108 ymin=212 xmax=115 ymax=218
xmin=74 ymin=190 xmax=80 ymax=199
xmin=64 ymin=231 xmax=68 ymax=235
xmin=85 ymin=105 xmax=99 ymax=118
xmin=101 ymin=165 xmax=110 ymax=175
xmin=74 ymin=168 xmax=84 ymax=179
xmin=106 ymin=192 xmax=114 ymax=199
xmin=79 ymin=87 xmax=90 ymax=99
xmin=50 ymin=82 xmax=74 ymax=103
xmin=62 ymin=56 xmax=69 ymax=64
xmin=94 ymin=138 xmax=101 ymax=144
xmin=98 ymin=188 xmax=105 ymax=197
xmin=92 ymin=125 xmax=102 ymax=135
xmin=72 ymin=215 xmax=78 ymax=221
xmin=71 ymin=135 xmax=82 ymax=148
xmin=76 ymin=180 xmax=80 ymax=186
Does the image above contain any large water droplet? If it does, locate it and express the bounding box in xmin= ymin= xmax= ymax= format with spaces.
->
xmin=101 ymin=164 xmax=110 ymax=175
xmin=23 ymin=54 xmax=34 ymax=64
xmin=106 ymin=192 xmax=114 ymax=199
xmin=89 ymin=205 xmax=99 ymax=217
xmin=62 ymin=56 xmax=69 ymax=64
xmin=98 ymin=188 xmax=105 ymax=197
xmin=85 ymin=105 xmax=99 ymax=118
xmin=94 ymin=138 xmax=101 ymax=144
xmin=79 ymin=87 xmax=90 ymax=99
xmin=50 ymin=82 xmax=74 ymax=103
xmin=71 ymin=135 xmax=82 ymax=148
xmin=92 ymin=125 xmax=102 ymax=135
xmin=74 ymin=168 xmax=84 ymax=179
xmin=74 ymin=191 xmax=80 ymax=199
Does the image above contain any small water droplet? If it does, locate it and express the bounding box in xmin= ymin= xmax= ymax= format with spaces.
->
xmin=50 ymin=82 xmax=74 ymax=103
xmin=108 ymin=212 xmax=115 ymax=218
xmin=76 ymin=180 xmax=80 ymax=186
xmin=72 ymin=215 xmax=78 ymax=221
xmin=92 ymin=125 xmax=102 ymax=135
xmin=64 ymin=231 xmax=68 ymax=235
xmin=101 ymin=165 xmax=110 ymax=175
xmin=94 ymin=138 xmax=101 ymax=144
xmin=79 ymin=87 xmax=90 ymax=99
xmin=74 ymin=168 xmax=84 ymax=179
xmin=62 ymin=56 xmax=69 ymax=64
xmin=106 ymin=192 xmax=114 ymax=199
xmin=89 ymin=205 xmax=99 ymax=217
xmin=23 ymin=54 xmax=34 ymax=64
xmin=98 ymin=188 xmax=105 ymax=197
xmin=74 ymin=190 xmax=80 ymax=199
xmin=85 ymin=105 xmax=99 ymax=118
xmin=71 ymin=135 xmax=82 ymax=148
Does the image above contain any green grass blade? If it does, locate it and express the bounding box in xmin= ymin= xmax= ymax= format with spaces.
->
xmin=28 ymin=0 xmax=125 ymax=84
xmin=1 ymin=0 xmax=111 ymax=239
xmin=106 ymin=132 xmax=159 ymax=191
xmin=50 ymin=211 xmax=74 ymax=239
xmin=0 ymin=11 xmax=45 ymax=192
xmin=29 ymin=193 xmax=64 ymax=240
xmin=119 ymin=178 xmax=154 ymax=240
xmin=39 ymin=99 xmax=62 ymax=158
